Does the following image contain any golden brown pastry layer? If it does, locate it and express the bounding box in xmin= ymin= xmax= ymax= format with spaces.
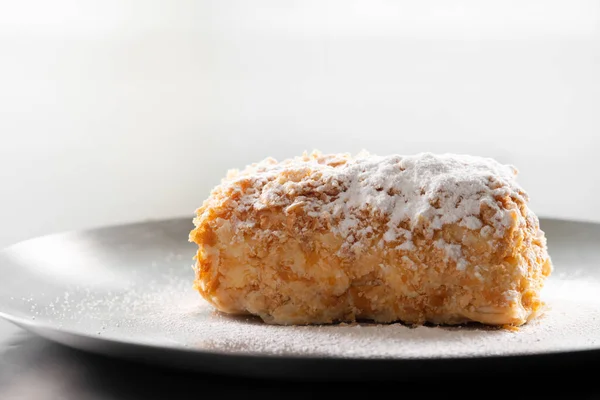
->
xmin=189 ymin=151 xmax=552 ymax=326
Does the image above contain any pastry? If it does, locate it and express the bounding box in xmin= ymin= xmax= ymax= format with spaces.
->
xmin=189 ymin=151 xmax=552 ymax=326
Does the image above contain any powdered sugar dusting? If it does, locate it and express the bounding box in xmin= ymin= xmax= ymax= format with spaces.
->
xmin=206 ymin=151 xmax=527 ymax=270
xmin=28 ymin=272 xmax=600 ymax=359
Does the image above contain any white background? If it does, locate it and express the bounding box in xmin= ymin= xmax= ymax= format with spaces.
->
xmin=0 ymin=0 xmax=599 ymax=248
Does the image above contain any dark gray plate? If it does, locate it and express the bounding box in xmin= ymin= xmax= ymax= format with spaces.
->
xmin=0 ymin=217 xmax=599 ymax=380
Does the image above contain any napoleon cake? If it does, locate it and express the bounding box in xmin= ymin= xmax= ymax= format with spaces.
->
xmin=189 ymin=151 xmax=552 ymax=327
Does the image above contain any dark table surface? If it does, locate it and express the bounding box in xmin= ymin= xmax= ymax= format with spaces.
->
xmin=1 ymin=318 xmax=599 ymax=400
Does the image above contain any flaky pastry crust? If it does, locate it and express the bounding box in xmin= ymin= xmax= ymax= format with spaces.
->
xmin=189 ymin=151 xmax=552 ymax=326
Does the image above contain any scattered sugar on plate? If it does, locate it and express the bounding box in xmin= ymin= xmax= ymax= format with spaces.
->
xmin=29 ymin=271 xmax=600 ymax=359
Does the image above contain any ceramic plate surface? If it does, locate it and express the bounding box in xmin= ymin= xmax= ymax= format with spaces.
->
xmin=0 ymin=217 xmax=599 ymax=380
